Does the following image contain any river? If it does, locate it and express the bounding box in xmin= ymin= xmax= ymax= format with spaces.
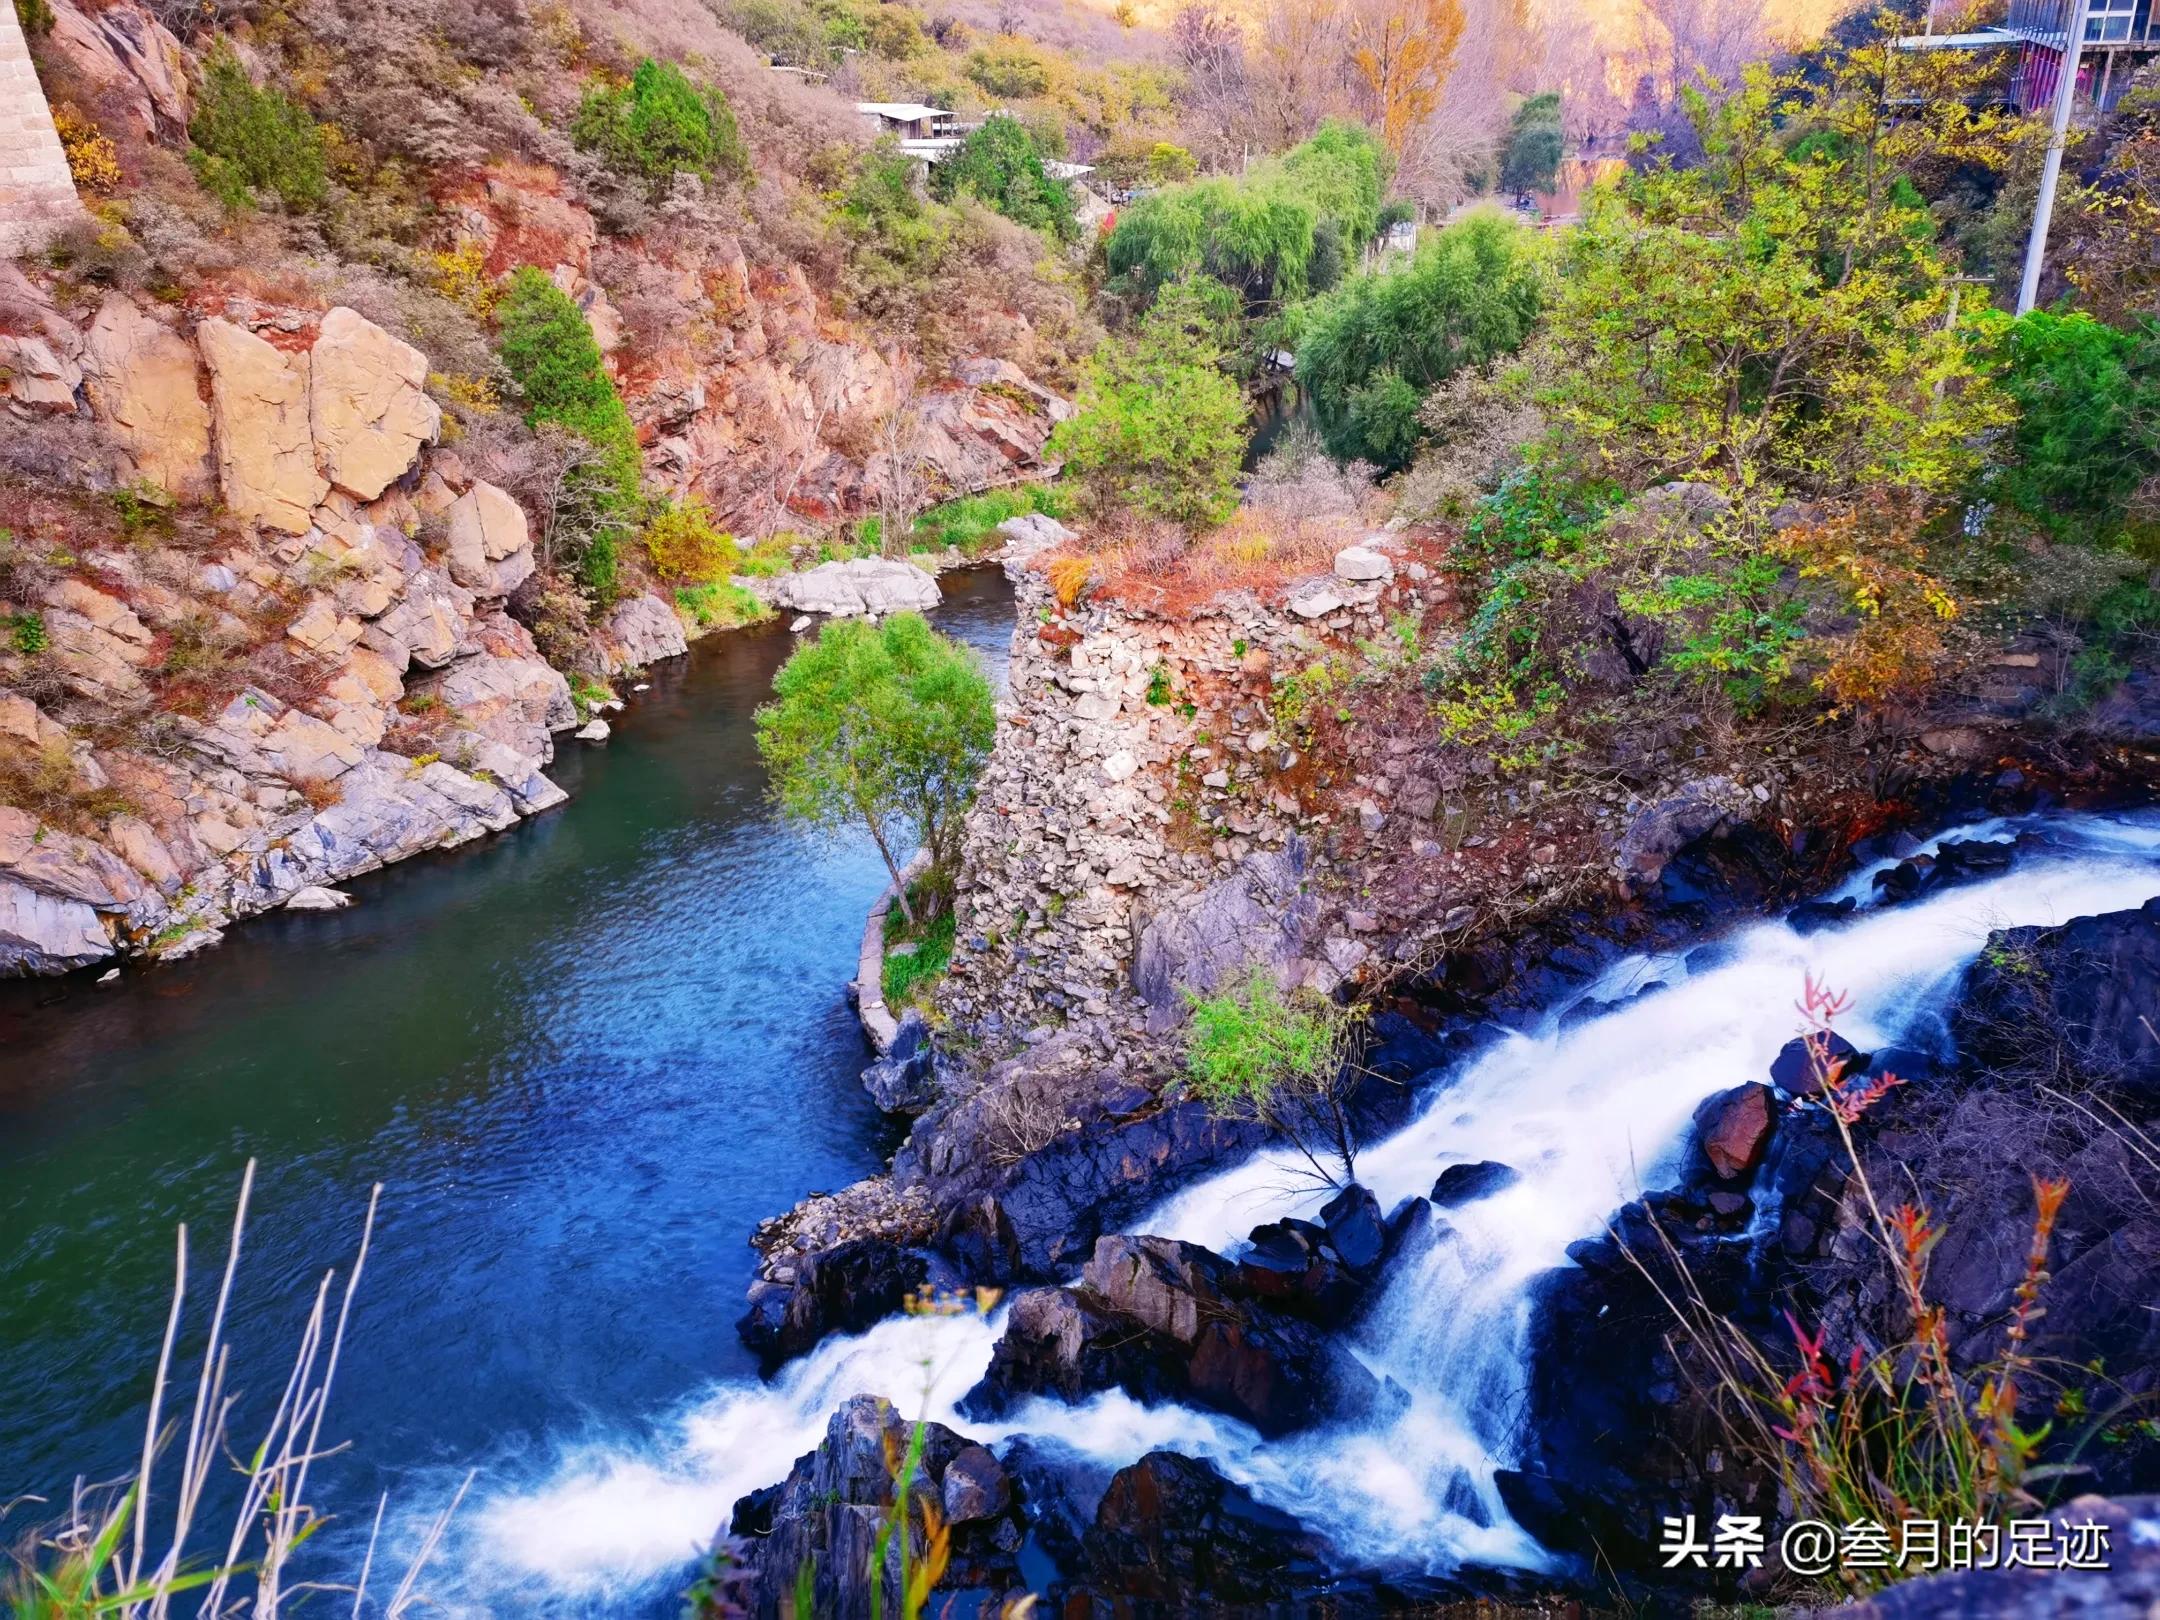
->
xmin=0 ymin=568 xmax=1018 ymax=1614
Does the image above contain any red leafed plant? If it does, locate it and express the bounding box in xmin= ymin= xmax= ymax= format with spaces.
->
xmin=1629 ymin=976 xmax=2075 ymax=1596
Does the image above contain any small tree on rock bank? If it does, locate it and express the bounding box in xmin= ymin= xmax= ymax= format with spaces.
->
xmin=755 ymin=614 xmax=995 ymax=924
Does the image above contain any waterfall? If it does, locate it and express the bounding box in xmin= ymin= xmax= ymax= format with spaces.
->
xmin=432 ymin=812 xmax=2160 ymax=1613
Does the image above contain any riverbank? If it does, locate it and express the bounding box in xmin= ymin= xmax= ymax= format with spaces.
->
xmin=710 ymin=517 xmax=2160 ymax=1614
xmin=0 ymin=568 xmax=1020 ymax=1618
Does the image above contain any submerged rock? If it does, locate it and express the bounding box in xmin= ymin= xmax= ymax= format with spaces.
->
xmin=1430 ymin=1160 xmax=1520 ymax=1207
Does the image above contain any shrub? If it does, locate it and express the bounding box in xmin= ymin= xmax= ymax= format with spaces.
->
xmin=52 ymin=106 xmax=122 ymax=193
xmin=642 ymin=498 xmax=734 ymax=581
xmin=755 ymin=613 xmax=995 ymax=923
xmin=188 ymin=44 xmax=328 ymax=213
xmin=883 ymin=899 xmax=956 ymax=1010
xmin=1105 ymin=121 xmax=1390 ymax=319
xmin=495 ymin=268 xmax=643 ymax=599
xmin=1184 ymin=968 xmax=1365 ymax=1184
xmin=1990 ymin=310 xmax=2160 ymax=545
xmin=1047 ymin=281 xmax=1249 ymax=529
xmin=13 ymin=0 xmax=53 ymax=34
xmin=9 ymin=611 xmax=49 ymax=656
xmin=675 ymin=579 xmax=768 ymax=630
xmin=572 ymin=58 xmax=749 ymax=196
xmin=1294 ymin=211 xmax=1546 ymax=468
xmin=928 ymin=115 xmax=1074 ymax=241
xmin=909 ymin=484 xmax=1067 ymax=554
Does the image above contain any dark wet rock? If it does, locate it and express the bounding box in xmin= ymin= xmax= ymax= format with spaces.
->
xmin=860 ymin=1010 xmax=935 ymax=1113
xmin=1232 ymin=1216 xmax=1362 ymax=1318
xmin=1873 ymin=855 xmax=1933 ymax=903
xmin=729 ymin=1395 xmax=1023 ymax=1620
xmin=899 ymin=1034 xmax=1271 ymax=1283
xmin=1079 ymin=1451 xmax=1333 ymax=1608
xmin=1768 ymin=1029 xmax=1865 ymax=1097
xmin=1430 ymin=1160 xmax=1520 ymax=1207
xmin=940 ymin=1444 xmax=1011 ymax=1525
xmin=1618 ymin=777 xmax=1742 ymax=888
xmin=1558 ymin=978 xmax=1670 ymax=1031
xmin=1786 ymin=895 xmax=1857 ymax=935
xmin=1317 ymin=1183 xmax=1386 ymax=1270
xmin=735 ymin=1238 xmax=927 ymax=1369
xmin=1822 ymin=1494 xmax=2160 ymax=1618
xmin=1952 ymin=899 xmax=2160 ymax=1105
xmin=962 ymin=1235 xmax=1379 ymax=1438
xmin=1930 ymin=837 xmax=2015 ymax=888
xmin=1694 ymin=1083 xmax=1777 ymax=1181
xmin=999 ymin=1436 xmax=1112 ymax=1580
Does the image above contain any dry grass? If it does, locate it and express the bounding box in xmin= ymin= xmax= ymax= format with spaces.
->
xmin=1 ymin=1163 xmax=469 ymax=1617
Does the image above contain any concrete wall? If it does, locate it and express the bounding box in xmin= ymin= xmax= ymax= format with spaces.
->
xmin=0 ymin=2 xmax=86 ymax=257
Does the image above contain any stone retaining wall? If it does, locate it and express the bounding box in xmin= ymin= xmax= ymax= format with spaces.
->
xmin=0 ymin=6 xmax=86 ymax=257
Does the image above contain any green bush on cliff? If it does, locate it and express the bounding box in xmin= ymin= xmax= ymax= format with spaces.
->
xmin=755 ymin=613 xmax=994 ymax=927
xmin=928 ymin=115 xmax=1074 ymax=241
xmin=188 ymin=44 xmax=328 ymax=213
xmin=1184 ymin=969 xmax=1365 ymax=1183
xmin=573 ymin=59 xmax=749 ymax=196
xmin=495 ymin=268 xmax=643 ymax=600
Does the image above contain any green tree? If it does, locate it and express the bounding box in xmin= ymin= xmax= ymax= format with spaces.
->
xmin=1105 ymin=121 xmax=1391 ymax=317
xmin=573 ymin=59 xmax=749 ymax=196
xmin=755 ymin=613 xmax=996 ymax=922
xmin=1295 ymin=210 xmax=1546 ymax=467
xmin=1543 ymin=68 xmax=2010 ymax=502
xmin=1990 ymin=310 xmax=2160 ymax=545
xmin=1047 ymin=280 xmax=1250 ymax=528
xmin=1498 ymin=91 xmax=1564 ymax=195
xmin=188 ymin=44 xmax=327 ymax=213
xmin=929 ymin=115 xmax=1075 ymax=239
xmin=1185 ymin=968 xmax=1365 ymax=1185
xmin=496 ymin=268 xmax=644 ymax=599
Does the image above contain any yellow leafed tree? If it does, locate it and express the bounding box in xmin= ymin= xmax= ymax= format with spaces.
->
xmin=1348 ymin=0 xmax=1467 ymax=157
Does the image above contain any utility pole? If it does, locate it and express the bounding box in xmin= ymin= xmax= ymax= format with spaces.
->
xmin=2016 ymin=0 xmax=2094 ymax=315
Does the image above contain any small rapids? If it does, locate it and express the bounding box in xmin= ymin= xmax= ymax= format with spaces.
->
xmin=430 ymin=812 xmax=2160 ymax=1613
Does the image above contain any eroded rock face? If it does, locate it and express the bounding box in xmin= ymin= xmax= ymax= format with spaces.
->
xmin=1079 ymin=1451 xmax=1333 ymax=1608
xmin=1954 ymin=899 xmax=2160 ymax=1103
xmin=43 ymin=0 xmax=192 ymax=143
xmin=590 ymin=591 xmax=689 ymax=675
xmin=0 ymin=302 xmax=587 ymax=976
xmin=1133 ymin=841 xmax=1319 ymax=1034
xmin=199 ymin=318 xmax=328 ymax=534
xmin=82 ymin=297 xmax=211 ymax=495
xmin=309 ymin=307 xmax=441 ymax=501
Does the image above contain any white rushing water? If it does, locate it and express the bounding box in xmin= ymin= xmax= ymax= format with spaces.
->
xmin=434 ymin=812 xmax=2160 ymax=1612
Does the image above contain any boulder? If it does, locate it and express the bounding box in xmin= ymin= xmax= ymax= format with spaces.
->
xmin=1332 ymin=544 xmax=1392 ymax=582
xmin=1786 ymin=895 xmax=1857 ymax=935
xmin=962 ymin=1233 xmax=1379 ymax=1438
xmin=1693 ymin=1083 xmax=1776 ymax=1181
xmin=736 ymin=1237 xmax=928 ymax=1369
xmin=861 ymin=1010 xmax=935 ymax=1113
xmin=591 ymin=591 xmax=688 ymax=674
xmin=82 ymin=297 xmax=212 ymax=496
xmin=0 ymin=331 xmax=80 ymax=413
xmin=764 ymin=557 xmax=942 ymax=619
xmin=443 ymin=481 xmax=535 ymax=597
xmin=938 ymin=1444 xmax=1010 ymax=1525
xmin=1769 ymin=1029 xmax=1863 ymax=1097
xmin=1952 ymin=900 xmax=2160 ymax=1105
xmin=1080 ymin=1451 xmax=1332 ymax=1607
xmin=283 ymin=885 xmax=351 ymax=912
xmin=1618 ymin=776 xmax=1742 ymax=887
xmin=729 ymin=1395 xmax=1023 ymax=1620
xmin=308 ymin=309 xmax=440 ymax=499
xmin=1430 ymin=1160 xmax=1520 ymax=1207
xmin=198 ymin=318 xmax=328 ymax=534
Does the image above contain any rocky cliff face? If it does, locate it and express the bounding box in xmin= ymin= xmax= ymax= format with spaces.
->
xmin=0 ymin=281 xmax=599 ymax=975
xmin=444 ymin=165 xmax=1071 ymax=533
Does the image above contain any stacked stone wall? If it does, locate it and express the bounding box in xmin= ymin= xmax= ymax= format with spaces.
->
xmin=0 ymin=4 xmax=85 ymax=257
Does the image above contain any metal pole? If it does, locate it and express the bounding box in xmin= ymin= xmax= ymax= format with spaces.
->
xmin=2017 ymin=0 xmax=2094 ymax=315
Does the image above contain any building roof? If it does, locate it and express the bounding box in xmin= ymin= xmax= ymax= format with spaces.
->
xmin=1893 ymin=25 xmax=2020 ymax=47
xmin=1044 ymin=160 xmax=1096 ymax=180
xmin=856 ymin=102 xmax=952 ymax=121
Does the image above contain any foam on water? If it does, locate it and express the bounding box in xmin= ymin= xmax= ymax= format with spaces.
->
xmin=427 ymin=812 xmax=2160 ymax=1609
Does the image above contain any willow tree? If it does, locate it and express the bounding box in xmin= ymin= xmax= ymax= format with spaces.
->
xmin=754 ymin=614 xmax=995 ymax=922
